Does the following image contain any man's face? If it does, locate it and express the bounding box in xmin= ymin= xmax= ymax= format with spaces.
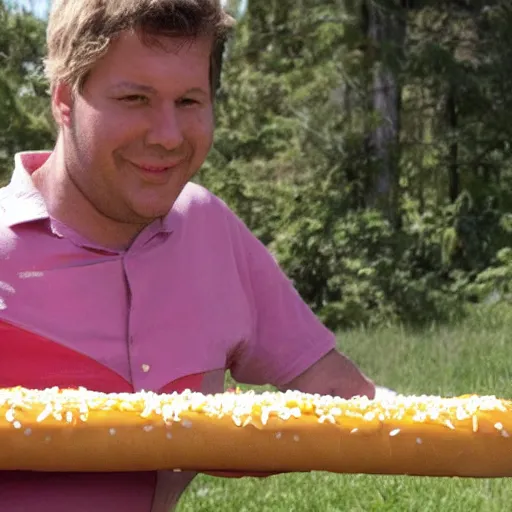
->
xmin=57 ymin=31 xmax=214 ymax=225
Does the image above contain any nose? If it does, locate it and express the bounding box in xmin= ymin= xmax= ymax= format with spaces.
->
xmin=145 ymin=104 xmax=184 ymax=151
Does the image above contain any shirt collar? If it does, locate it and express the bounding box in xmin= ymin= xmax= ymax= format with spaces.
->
xmin=0 ymin=151 xmax=51 ymax=227
xmin=1 ymin=151 xmax=176 ymax=235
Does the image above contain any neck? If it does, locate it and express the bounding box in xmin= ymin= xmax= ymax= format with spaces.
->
xmin=31 ymin=142 xmax=146 ymax=251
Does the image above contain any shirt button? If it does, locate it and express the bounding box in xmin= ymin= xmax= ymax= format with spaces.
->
xmin=142 ymin=364 xmax=151 ymax=373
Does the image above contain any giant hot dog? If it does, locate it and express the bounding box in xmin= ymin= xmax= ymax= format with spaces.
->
xmin=0 ymin=386 xmax=511 ymax=477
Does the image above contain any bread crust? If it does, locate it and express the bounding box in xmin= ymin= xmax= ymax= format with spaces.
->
xmin=1 ymin=387 xmax=511 ymax=477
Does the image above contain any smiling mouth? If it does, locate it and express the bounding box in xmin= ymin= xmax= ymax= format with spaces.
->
xmin=131 ymin=162 xmax=181 ymax=174
xmin=137 ymin=165 xmax=171 ymax=173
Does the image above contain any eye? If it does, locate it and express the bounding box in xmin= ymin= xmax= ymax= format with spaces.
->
xmin=177 ymin=97 xmax=200 ymax=107
xmin=118 ymin=95 xmax=149 ymax=105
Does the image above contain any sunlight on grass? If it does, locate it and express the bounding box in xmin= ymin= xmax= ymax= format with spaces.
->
xmin=176 ymin=304 xmax=512 ymax=512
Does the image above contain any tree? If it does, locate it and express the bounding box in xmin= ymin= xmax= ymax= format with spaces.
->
xmin=0 ymin=0 xmax=54 ymax=185
xmin=2 ymin=0 xmax=511 ymax=327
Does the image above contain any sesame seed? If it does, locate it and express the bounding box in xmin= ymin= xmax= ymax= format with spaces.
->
xmin=37 ymin=404 xmax=53 ymax=423
xmin=142 ymin=364 xmax=150 ymax=373
xmin=445 ymin=420 xmax=455 ymax=430
xmin=0 ymin=386 xmax=510 ymax=457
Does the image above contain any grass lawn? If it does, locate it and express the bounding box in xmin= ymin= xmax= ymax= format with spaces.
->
xmin=176 ymin=304 xmax=512 ymax=511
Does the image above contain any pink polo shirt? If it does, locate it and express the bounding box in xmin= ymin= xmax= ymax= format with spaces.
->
xmin=0 ymin=151 xmax=336 ymax=511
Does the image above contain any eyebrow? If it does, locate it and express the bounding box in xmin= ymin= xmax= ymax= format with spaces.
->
xmin=110 ymin=81 xmax=209 ymax=97
xmin=110 ymin=81 xmax=155 ymax=93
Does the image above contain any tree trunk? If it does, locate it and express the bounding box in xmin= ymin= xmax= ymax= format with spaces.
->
xmin=446 ymin=85 xmax=459 ymax=203
xmin=364 ymin=0 xmax=406 ymax=228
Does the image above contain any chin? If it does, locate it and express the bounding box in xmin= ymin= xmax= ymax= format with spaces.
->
xmin=133 ymin=203 xmax=175 ymax=221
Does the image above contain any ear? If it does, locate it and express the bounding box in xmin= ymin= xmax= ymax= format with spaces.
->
xmin=51 ymin=81 xmax=74 ymax=128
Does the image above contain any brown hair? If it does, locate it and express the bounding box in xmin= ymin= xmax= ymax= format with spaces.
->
xmin=44 ymin=0 xmax=235 ymax=97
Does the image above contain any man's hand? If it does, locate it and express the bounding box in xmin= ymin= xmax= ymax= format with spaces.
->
xmin=279 ymin=348 xmax=376 ymax=400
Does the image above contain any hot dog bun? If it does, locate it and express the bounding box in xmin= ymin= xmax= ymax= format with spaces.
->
xmin=1 ymin=386 xmax=511 ymax=477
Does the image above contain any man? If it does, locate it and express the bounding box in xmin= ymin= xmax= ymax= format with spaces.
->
xmin=0 ymin=0 xmax=376 ymax=510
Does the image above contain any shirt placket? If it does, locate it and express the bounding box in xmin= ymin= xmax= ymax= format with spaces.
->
xmin=122 ymin=226 xmax=168 ymax=392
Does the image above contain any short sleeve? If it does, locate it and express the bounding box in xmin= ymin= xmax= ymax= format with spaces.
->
xmin=226 ymin=211 xmax=337 ymax=388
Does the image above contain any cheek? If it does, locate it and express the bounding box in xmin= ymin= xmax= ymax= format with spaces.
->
xmin=191 ymin=108 xmax=214 ymax=151
xmin=73 ymin=109 xmax=111 ymax=153
xmin=78 ymin=102 xmax=145 ymax=154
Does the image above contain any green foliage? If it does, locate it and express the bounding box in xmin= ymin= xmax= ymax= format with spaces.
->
xmin=210 ymin=0 xmax=512 ymax=328
xmin=178 ymin=305 xmax=512 ymax=512
xmin=467 ymin=213 xmax=512 ymax=303
xmin=472 ymin=247 xmax=512 ymax=302
xmin=2 ymin=0 xmax=512 ymax=329
xmin=0 ymin=0 xmax=54 ymax=184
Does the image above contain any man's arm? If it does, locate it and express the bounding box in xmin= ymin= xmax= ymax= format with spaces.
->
xmin=203 ymin=349 xmax=375 ymax=480
xmin=278 ymin=348 xmax=376 ymax=400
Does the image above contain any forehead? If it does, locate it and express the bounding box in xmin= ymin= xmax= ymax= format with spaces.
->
xmin=87 ymin=31 xmax=213 ymax=89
